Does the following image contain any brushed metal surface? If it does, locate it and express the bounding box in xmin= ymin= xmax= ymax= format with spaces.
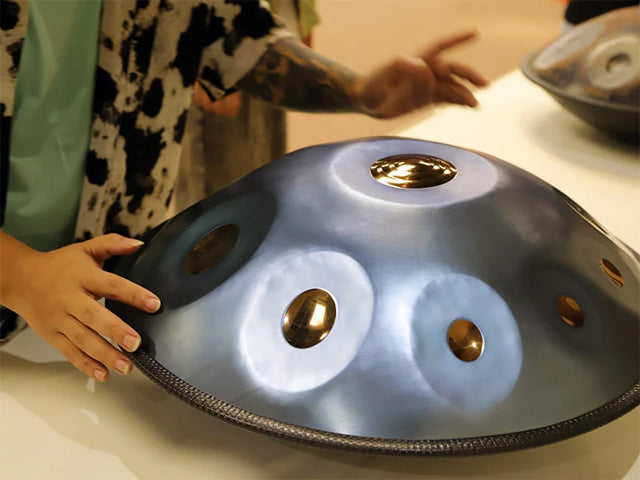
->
xmin=109 ymin=137 xmax=640 ymax=444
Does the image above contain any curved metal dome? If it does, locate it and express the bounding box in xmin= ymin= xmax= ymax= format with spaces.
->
xmin=108 ymin=138 xmax=640 ymax=455
xmin=521 ymin=6 xmax=639 ymax=140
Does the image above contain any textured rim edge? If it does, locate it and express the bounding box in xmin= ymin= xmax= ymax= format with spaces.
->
xmin=128 ymin=349 xmax=640 ymax=456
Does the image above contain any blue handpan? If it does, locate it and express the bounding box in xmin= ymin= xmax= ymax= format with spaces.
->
xmin=108 ymin=138 xmax=639 ymax=454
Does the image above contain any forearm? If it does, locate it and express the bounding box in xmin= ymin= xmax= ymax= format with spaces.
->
xmin=236 ymin=32 xmax=488 ymax=120
xmin=237 ymin=37 xmax=365 ymax=114
xmin=0 ymin=232 xmax=40 ymax=312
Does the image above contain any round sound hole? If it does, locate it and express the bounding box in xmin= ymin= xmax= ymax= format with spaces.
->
xmin=600 ymin=258 xmax=624 ymax=287
xmin=370 ymin=154 xmax=457 ymax=189
xmin=282 ymin=289 xmax=337 ymax=349
xmin=447 ymin=319 xmax=484 ymax=362
xmin=557 ymin=295 xmax=584 ymax=327
xmin=183 ymin=224 xmax=239 ymax=275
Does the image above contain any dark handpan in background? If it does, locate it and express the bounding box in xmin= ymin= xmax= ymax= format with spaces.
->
xmin=522 ymin=6 xmax=639 ymax=141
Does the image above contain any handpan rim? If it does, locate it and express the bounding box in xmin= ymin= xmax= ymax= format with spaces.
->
xmin=127 ymin=348 xmax=640 ymax=456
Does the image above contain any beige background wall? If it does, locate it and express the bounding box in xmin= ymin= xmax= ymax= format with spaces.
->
xmin=287 ymin=0 xmax=567 ymax=152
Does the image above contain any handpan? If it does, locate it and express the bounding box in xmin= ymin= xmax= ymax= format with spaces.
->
xmin=521 ymin=6 xmax=640 ymax=141
xmin=108 ymin=138 xmax=640 ymax=455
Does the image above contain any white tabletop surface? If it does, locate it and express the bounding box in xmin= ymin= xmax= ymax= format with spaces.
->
xmin=2 ymin=71 xmax=639 ymax=479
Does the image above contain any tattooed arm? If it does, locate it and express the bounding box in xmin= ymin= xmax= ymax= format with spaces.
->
xmin=237 ymin=36 xmax=361 ymax=114
xmin=237 ymin=32 xmax=489 ymax=119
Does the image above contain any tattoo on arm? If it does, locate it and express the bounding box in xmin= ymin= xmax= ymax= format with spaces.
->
xmin=237 ymin=37 xmax=363 ymax=113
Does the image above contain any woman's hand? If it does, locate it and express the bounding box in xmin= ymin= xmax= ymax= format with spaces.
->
xmin=0 ymin=233 xmax=160 ymax=382
xmin=356 ymin=31 xmax=489 ymax=119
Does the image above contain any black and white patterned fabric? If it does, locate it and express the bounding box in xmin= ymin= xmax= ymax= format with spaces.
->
xmin=0 ymin=0 xmax=289 ymax=240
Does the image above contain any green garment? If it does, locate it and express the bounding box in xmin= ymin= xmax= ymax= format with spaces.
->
xmin=271 ymin=0 xmax=320 ymax=38
xmin=3 ymin=0 xmax=101 ymax=251
xmin=296 ymin=0 xmax=320 ymax=38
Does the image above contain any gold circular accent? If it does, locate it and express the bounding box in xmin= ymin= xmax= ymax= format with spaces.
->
xmin=282 ymin=289 xmax=337 ymax=349
xmin=370 ymin=154 xmax=457 ymax=189
xmin=183 ymin=224 xmax=239 ymax=275
xmin=600 ymin=258 xmax=624 ymax=287
xmin=447 ymin=319 xmax=484 ymax=362
xmin=556 ymin=295 xmax=584 ymax=327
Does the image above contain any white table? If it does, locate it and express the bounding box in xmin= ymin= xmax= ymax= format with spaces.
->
xmin=2 ymin=71 xmax=639 ymax=479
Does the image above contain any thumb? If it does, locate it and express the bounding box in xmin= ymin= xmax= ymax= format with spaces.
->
xmin=82 ymin=234 xmax=145 ymax=264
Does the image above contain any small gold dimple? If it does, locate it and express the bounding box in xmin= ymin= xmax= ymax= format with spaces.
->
xmin=370 ymin=154 xmax=457 ymax=189
xmin=183 ymin=224 xmax=239 ymax=275
xmin=556 ymin=295 xmax=584 ymax=327
xmin=600 ymin=258 xmax=624 ymax=287
xmin=447 ymin=319 xmax=484 ymax=362
xmin=282 ymin=289 xmax=337 ymax=349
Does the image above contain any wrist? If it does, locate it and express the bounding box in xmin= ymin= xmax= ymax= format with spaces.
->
xmin=0 ymin=232 xmax=43 ymax=314
xmin=352 ymin=77 xmax=372 ymax=116
xmin=352 ymin=76 xmax=388 ymax=119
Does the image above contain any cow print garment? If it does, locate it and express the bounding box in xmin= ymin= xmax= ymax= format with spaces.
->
xmin=0 ymin=0 xmax=289 ymax=241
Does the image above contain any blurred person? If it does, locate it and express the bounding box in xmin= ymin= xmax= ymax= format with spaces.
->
xmin=175 ymin=0 xmax=319 ymax=212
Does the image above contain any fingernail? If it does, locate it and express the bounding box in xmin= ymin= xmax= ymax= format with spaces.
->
xmin=123 ymin=334 xmax=141 ymax=352
xmin=125 ymin=238 xmax=145 ymax=247
xmin=406 ymin=56 xmax=427 ymax=68
xmin=144 ymin=296 xmax=161 ymax=313
xmin=94 ymin=369 xmax=107 ymax=382
xmin=116 ymin=359 xmax=132 ymax=375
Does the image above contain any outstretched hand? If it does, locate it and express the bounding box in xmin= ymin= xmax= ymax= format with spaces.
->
xmin=356 ymin=31 xmax=489 ymax=119
xmin=5 ymin=234 xmax=160 ymax=382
